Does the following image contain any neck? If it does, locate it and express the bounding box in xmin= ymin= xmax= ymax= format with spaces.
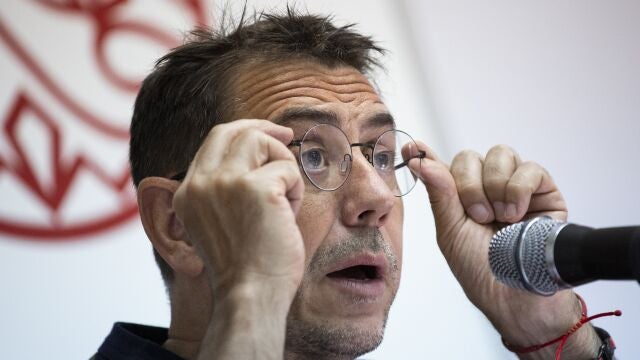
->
xmin=162 ymin=274 xmax=212 ymax=359
xmin=164 ymin=337 xmax=201 ymax=360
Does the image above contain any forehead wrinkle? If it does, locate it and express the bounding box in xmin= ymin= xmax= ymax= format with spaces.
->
xmin=230 ymin=61 xmax=385 ymax=125
xmin=257 ymin=92 xmax=383 ymax=122
xmin=238 ymin=71 xmax=378 ymax=111
xmin=245 ymin=83 xmax=380 ymax=118
xmin=234 ymin=61 xmax=372 ymax=99
xmin=233 ymin=62 xmax=311 ymax=96
xmin=251 ymin=74 xmax=375 ymax=100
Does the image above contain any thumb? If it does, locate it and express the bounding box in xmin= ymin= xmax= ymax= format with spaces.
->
xmin=408 ymin=143 xmax=466 ymax=235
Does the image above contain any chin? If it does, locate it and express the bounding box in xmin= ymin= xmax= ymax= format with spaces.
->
xmin=284 ymin=284 xmax=394 ymax=359
xmin=284 ymin=311 xmax=387 ymax=359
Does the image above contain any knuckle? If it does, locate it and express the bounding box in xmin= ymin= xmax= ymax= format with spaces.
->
xmin=457 ymin=181 xmax=483 ymax=199
xmin=453 ymin=149 xmax=481 ymax=163
xmin=236 ymin=127 xmax=261 ymax=142
xmin=234 ymin=174 xmax=257 ymax=193
xmin=483 ymin=162 xmax=509 ymax=180
xmin=484 ymin=160 xmax=512 ymax=177
xmin=284 ymin=147 xmax=297 ymax=162
xmin=521 ymin=160 xmax=547 ymax=174
xmin=520 ymin=160 xmax=537 ymax=168
xmin=210 ymin=173 xmax=229 ymax=189
xmin=231 ymin=128 xmax=267 ymax=156
xmin=208 ymin=173 xmax=239 ymax=197
xmin=210 ymin=122 xmax=230 ymax=137
xmin=182 ymin=176 xmax=211 ymax=199
xmin=507 ymin=181 xmax=533 ymax=196
xmin=285 ymin=159 xmax=301 ymax=174
xmin=483 ymin=177 xmax=506 ymax=194
xmin=488 ymin=144 xmax=513 ymax=155
xmin=262 ymin=185 xmax=284 ymax=205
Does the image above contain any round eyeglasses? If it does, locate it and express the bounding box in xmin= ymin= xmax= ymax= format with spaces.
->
xmin=288 ymin=123 xmax=426 ymax=197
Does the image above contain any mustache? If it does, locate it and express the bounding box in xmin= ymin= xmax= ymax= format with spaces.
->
xmin=306 ymin=228 xmax=398 ymax=275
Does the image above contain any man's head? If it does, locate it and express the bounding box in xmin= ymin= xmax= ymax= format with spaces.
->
xmin=131 ymin=8 xmax=404 ymax=358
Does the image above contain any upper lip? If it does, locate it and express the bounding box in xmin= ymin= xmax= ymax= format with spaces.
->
xmin=325 ymin=252 xmax=389 ymax=279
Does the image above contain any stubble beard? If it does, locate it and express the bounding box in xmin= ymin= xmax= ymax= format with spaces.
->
xmin=284 ymin=228 xmax=399 ymax=359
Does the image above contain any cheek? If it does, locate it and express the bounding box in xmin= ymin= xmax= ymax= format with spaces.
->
xmin=387 ymin=199 xmax=404 ymax=264
xmin=296 ymin=192 xmax=336 ymax=265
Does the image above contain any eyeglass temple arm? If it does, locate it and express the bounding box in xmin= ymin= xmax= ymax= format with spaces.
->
xmin=171 ymin=171 xmax=187 ymax=181
xmin=394 ymin=150 xmax=427 ymax=170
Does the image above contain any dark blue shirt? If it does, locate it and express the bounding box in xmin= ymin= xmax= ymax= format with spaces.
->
xmin=93 ymin=323 xmax=184 ymax=360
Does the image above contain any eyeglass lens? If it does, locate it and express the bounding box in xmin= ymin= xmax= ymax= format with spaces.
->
xmin=297 ymin=124 xmax=421 ymax=196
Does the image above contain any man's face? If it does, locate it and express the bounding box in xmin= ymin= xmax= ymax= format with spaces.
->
xmin=231 ymin=60 xmax=404 ymax=358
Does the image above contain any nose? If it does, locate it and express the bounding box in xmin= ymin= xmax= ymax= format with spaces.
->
xmin=340 ymin=152 xmax=397 ymax=228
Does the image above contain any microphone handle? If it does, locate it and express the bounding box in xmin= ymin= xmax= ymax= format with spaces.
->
xmin=554 ymin=225 xmax=640 ymax=285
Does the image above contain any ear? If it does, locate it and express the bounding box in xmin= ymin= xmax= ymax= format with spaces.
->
xmin=137 ymin=177 xmax=204 ymax=277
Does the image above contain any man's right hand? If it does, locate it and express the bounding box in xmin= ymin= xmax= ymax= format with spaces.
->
xmin=172 ymin=120 xmax=305 ymax=359
xmin=173 ymin=119 xmax=305 ymax=299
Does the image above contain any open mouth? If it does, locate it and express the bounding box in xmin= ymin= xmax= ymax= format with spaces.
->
xmin=326 ymin=265 xmax=381 ymax=281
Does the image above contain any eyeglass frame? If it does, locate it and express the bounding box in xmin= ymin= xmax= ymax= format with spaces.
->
xmin=287 ymin=123 xmax=426 ymax=196
xmin=170 ymin=124 xmax=426 ymax=196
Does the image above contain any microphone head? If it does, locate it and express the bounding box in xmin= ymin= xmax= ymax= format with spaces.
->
xmin=488 ymin=216 xmax=565 ymax=296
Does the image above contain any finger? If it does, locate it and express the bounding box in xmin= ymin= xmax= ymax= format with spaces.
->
xmin=450 ymin=150 xmax=495 ymax=224
xmin=505 ymin=162 xmax=566 ymax=222
xmin=192 ymin=119 xmax=294 ymax=173
xmin=528 ymin=191 xmax=567 ymax=217
xmin=408 ymin=141 xmax=466 ymax=235
xmin=407 ymin=140 xmax=447 ymax=182
xmin=404 ymin=139 xmax=442 ymax=165
xmin=196 ymin=124 xmax=295 ymax=181
xmin=244 ymin=159 xmax=305 ymax=215
xmin=482 ymin=145 xmax=520 ymax=222
xmin=222 ymin=127 xmax=296 ymax=173
xmin=400 ymin=141 xmax=418 ymax=163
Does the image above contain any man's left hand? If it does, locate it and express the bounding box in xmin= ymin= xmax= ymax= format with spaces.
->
xmin=409 ymin=144 xmax=600 ymax=359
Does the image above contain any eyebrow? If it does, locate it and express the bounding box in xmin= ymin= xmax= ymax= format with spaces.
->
xmin=272 ymin=107 xmax=396 ymax=131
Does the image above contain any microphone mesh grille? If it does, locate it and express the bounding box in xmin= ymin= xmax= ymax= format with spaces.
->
xmin=489 ymin=217 xmax=564 ymax=295
xmin=488 ymin=222 xmax=527 ymax=290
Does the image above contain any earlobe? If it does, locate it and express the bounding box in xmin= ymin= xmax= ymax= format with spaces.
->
xmin=137 ymin=177 xmax=204 ymax=278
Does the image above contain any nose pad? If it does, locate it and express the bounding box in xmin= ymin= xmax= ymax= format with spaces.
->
xmin=340 ymin=154 xmax=352 ymax=174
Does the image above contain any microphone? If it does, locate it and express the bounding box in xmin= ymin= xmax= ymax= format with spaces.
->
xmin=488 ymin=216 xmax=640 ymax=296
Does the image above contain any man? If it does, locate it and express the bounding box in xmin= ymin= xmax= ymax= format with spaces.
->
xmin=95 ymin=8 xmax=612 ymax=360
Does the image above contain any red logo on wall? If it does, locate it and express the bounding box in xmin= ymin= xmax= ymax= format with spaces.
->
xmin=0 ymin=0 xmax=207 ymax=240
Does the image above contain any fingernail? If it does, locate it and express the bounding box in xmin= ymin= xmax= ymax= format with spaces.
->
xmin=505 ymin=203 xmax=517 ymax=220
xmin=468 ymin=204 xmax=490 ymax=223
xmin=493 ymin=201 xmax=505 ymax=220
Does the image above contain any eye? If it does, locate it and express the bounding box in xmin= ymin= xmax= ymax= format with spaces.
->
xmin=301 ymin=148 xmax=327 ymax=170
xmin=374 ymin=151 xmax=395 ymax=171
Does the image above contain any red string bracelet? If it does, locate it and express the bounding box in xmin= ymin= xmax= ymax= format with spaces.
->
xmin=502 ymin=294 xmax=621 ymax=360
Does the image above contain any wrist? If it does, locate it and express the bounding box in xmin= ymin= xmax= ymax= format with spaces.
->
xmin=513 ymin=325 xmax=600 ymax=360
xmin=496 ymin=291 xmax=619 ymax=360
xmin=212 ymin=267 xmax=302 ymax=303
xmin=214 ymin=280 xmax=294 ymax=327
xmin=491 ymin=290 xmax=579 ymax=346
xmin=199 ymin=282 xmax=294 ymax=360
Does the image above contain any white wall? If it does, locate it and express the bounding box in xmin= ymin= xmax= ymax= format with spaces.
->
xmin=402 ymin=0 xmax=640 ymax=358
xmin=0 ymin=0 xmax=500 ymax=358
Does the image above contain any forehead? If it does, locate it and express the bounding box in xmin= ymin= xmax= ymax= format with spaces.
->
xmin=229 ymin=60 xmax=392 ymax=132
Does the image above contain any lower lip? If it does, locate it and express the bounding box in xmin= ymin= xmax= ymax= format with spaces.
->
xmin=325 ymin=276 xmax=386 ymax=298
